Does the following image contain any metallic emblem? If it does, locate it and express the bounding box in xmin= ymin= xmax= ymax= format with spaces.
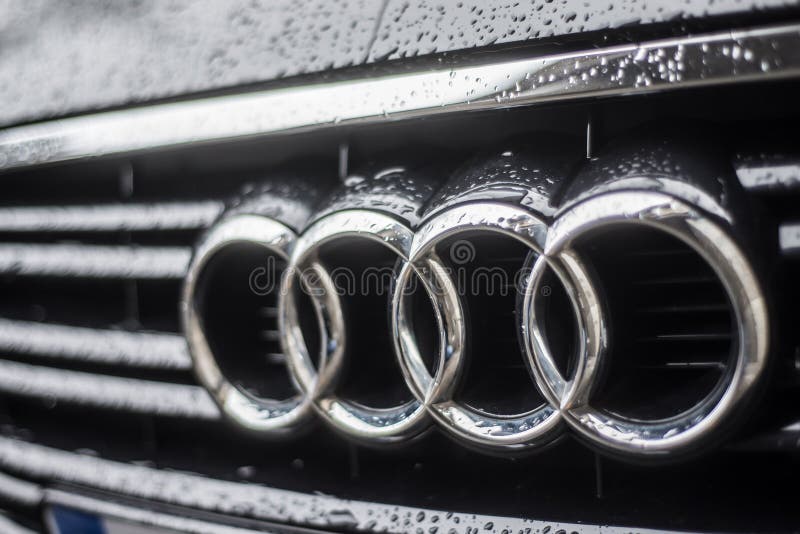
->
xmin=184 ymin=190 xmax=768 ymax=457
xmin=182 ymin=215 xmax=314 ymax=435
xmin=279 ymin=210 xmax=428 ymax=443
xmin=526 ymin=191 xmax=768 ymax=455
xmin=393 ymin=202 xmax=561 ymax=452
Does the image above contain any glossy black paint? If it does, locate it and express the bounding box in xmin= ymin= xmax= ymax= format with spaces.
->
xmin=422 ymin=135 xmax=580 ymax=221
xmin=309 ymin=156 xmax=445 ymax=228
xmin=1 ymin=0 xmax=799 ymax=127
xmin=224 ymin=169 xmax=334 ymax=232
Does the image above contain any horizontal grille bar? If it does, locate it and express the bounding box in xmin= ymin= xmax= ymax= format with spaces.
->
xmin=0 ymin=437 xmax=669 ymax=534
xmin=0 ymin=243 xmax=190 ymax=278
xmin=780 ymin=222 xmax=800 ymax=256
xmin=0 ymin=471 xmax=41 ymax=507
xmin=0 ymin=360 xmax=219 ymax=419
xmin=735 ymin=156 xmax=800 ymax=192
xmin=0 ymin=23 xmax=798 ymax=170
xmin=0 ymin=319 xmax=191 ymax=370
xmin=0 ymin=201 xmax=222 ymax=232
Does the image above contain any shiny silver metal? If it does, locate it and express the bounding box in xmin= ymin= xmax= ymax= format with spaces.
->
xmin=279 ymin=210 xmax=429 ymax=443
xmin=0 ymin=201 xmax=223 ymax=232
xmin=0 ymin=23 xmax=798 ymax=171
xmin=0 ymin=359 xmax=219 ymax=419
xmin=524 ymin=191 xmax=769 ymax=456
xmin=0 ymin=436 xmax=676 ymax=534
xmin=0 ymin=318 xmax=191 ymax=370
xmin=0 ymin=243 xmax=190 ymax=279
xmin=182 ymin=214 xmax=308 ymax=434
xmin=393 ymin=202 xmax=564 ymax=452
xmin=184 ymin=190 xmax=768 ymax=455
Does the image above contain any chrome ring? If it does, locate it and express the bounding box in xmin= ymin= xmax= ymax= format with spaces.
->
xmin=181 ymin=214 xmax=312 ymax=435
xmin=524 ymin=191 xmax=769 ymax=455
xmin=279 ymin=210 xmax=429 ymax=443
xmin=185 ymin=192 xmax=769 ymax=456
xmin=394 ymin=203 xmax=565 ymax=452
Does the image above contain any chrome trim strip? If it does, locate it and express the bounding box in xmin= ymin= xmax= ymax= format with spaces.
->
xmin=0 ymin=23 xmax=798 ymax=171
xmin=0 ymin=471 xmax=42 ymax=507
xmin=0 ymin=360 xmax=219 ymax=419
xmin=0 ymin=243 xmax=190 ymax=278
xmin=0 ymin=319 xmax=191 ymax=370
xmin=0 ymin=436 xmax=671 ymax=534
xmin=0 ymin=201 xmax=223 ymax=232
xmin=46 ymin=490 xmax=257 ymax=534
xmin=780 ymin=222 xmax=800 ymax=256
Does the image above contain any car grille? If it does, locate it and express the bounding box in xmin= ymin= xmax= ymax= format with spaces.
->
xmin=0 ymin=23 xmax=799 ymax=534
xmin=0 ymin=194 xmax=221 ymax=417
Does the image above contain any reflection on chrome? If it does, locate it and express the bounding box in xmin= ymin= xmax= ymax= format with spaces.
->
xmin=182 ymin=215 xmax=314 ymax=435
xmin=279 ymin=210 xmax=429 ymax=444
xmin=524 ymin=191 xmax=768 ymax=456
xmin=1 ymin=23 xmax=799 ymax=171
xmin=183 ymin=191 xmax=768 ymax=457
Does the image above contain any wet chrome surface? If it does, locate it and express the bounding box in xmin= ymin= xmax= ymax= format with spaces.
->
xmin=0 ymin=23 xmax=799 ymax=171
xmin=393 ymin=202 xmax=562 ymax=452
xmin=0 ymin=359 xmax=219 ymax=419
xmin=0 ymin=436 xmax=678 ymax=534
xmin=0 ymin=243 xmax=191 ymax=279
xmin=182 ymin=214 xmax=307 ymax=434
xmin=0 ymin=18 xmax=792 ymax=532
xmin=525 ymin=191 xmax=769 ymax=455
xmin=280 ymin=210 xmax=429 ymax=443
xmin=185 ymin=188 xmax=768 ymax=457
xmin=0 ymin=318 xmax=191 ymax=370
xmin=0 ymin=201 xmax=223 ymax=232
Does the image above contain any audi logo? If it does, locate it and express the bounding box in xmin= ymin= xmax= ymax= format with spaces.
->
xmin=182 ymin=189 xmax=768 ymax=458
